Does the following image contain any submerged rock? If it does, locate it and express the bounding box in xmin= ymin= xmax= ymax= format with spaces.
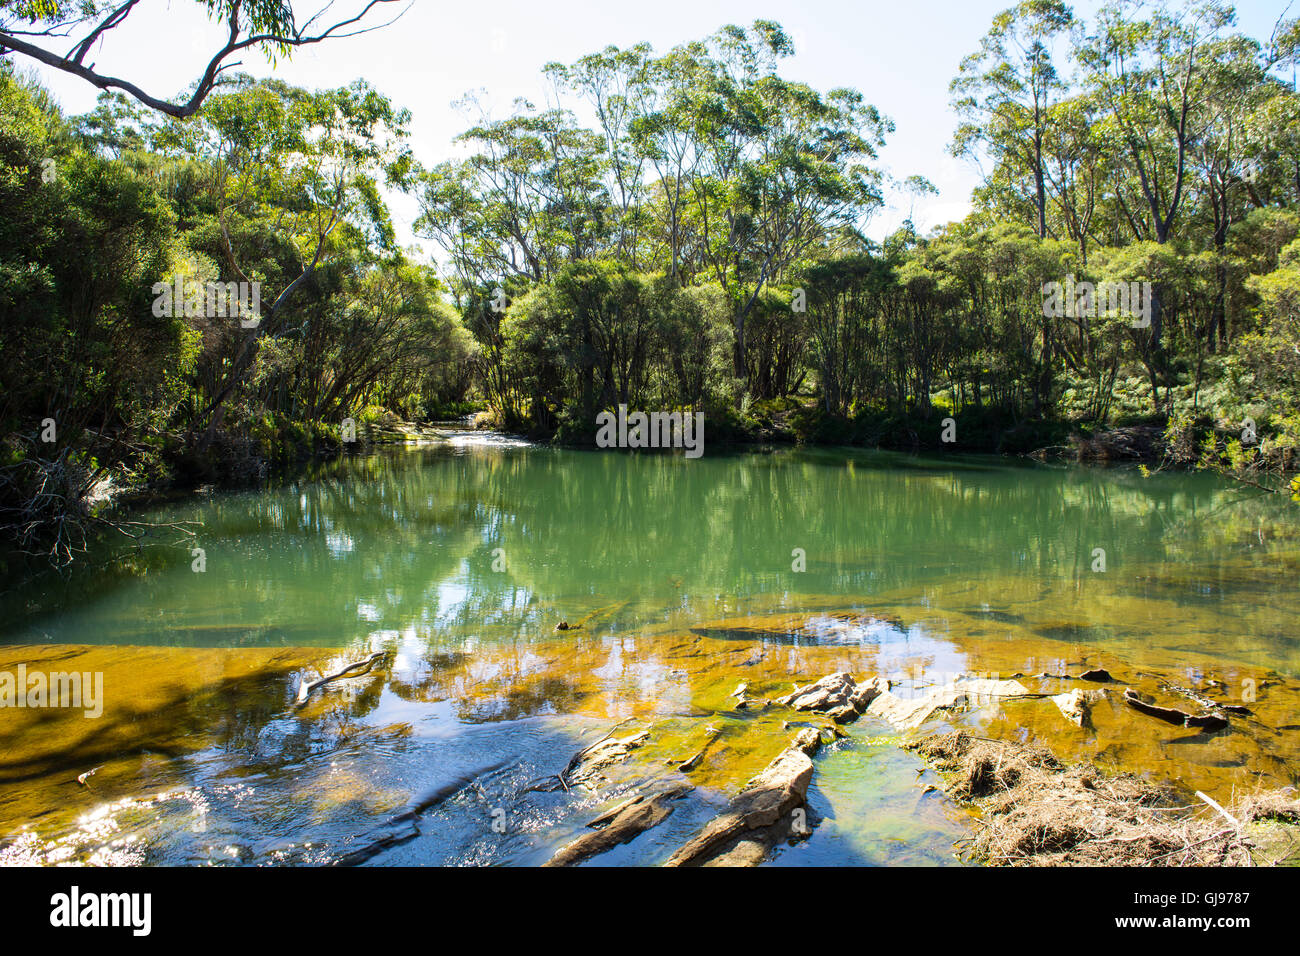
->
xmin=333 ymin=819 xmax=421 ymax=866
xmin=730 ymin=681 xmax=768 ymax=711
xmin=563 ymin=731 xmax=651 ymax=788
xmin=665 ymin=728 xmax=821 ymax=867
xmin=865 ymin=677 xmax=1030 ymax=730
xmin=544 ymin=784 xmax=693 ymax=867
xmin=1051 ymin=689 xmax=1102 ymax=728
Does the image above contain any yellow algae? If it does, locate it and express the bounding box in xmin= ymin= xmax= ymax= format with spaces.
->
xmin=0 ymin=643 xmax=398 ymax=837
xmin=1 ymin=533 xmax=1297 ymax=862
xmin=4 ymin=445 xmax=1299 ymax=865
xmin=330 ymin=582 xmax=1300 ymax=805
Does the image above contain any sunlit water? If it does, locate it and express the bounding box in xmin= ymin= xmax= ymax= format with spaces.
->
xmin=1 ymin=434 xmax=1297 ymax=865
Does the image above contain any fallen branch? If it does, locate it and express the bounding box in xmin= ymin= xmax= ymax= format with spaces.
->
xmin=1196 ymin=790 xmax=1241 ymax=829
xmin=678 ymin=728 xmax=723 ymax=772
xmin=552 ymin=717 xmax=640 ymax=789
xmin=296 ymin=651 xmax=387 ymax=705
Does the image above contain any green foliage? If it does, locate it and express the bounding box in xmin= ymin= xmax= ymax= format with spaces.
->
xmin=0 ymin=64 xmax=477 ymax=560
xmin=0 ymin=65 xmax=189 ymax=558
xmin=499 ymin=262 xmax=710 ymax=438
xmin=7 ymin=2 xmax=1300 ymax=567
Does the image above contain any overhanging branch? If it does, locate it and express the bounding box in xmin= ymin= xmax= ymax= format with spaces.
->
xmin=0 ymin=0 xmax=411 ymax=118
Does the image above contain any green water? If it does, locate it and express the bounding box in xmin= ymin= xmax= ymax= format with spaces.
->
xmin=1 ymin=435 xmax=1298 ymax=866
xmin=9 ymin=439 xmax=1296 ymax=656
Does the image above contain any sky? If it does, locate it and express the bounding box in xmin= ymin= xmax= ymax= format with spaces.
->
xmin=17 ymin=0 xmax=1296 ymax=257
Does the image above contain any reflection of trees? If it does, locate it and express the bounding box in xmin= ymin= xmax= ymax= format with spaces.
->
xmin=4 ymin=444 xmax=1293 ymax=656
xmin=4 ymin=444 xmax=1298 ymax=850
xmin=1 ymin=449 xmax=488 ymax=645
xmin=433 ymin=446 xmax=1280 ymax=611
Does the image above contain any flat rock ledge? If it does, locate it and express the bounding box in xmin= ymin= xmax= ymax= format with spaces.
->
xmin=534 ymin=665 xmax=1275 ymax=867
xmin=776 ymin=671 xmax=1033 ymax=730
xmin=664 ymin=728 xmax=821 ymax=867
xmin=867 ymin=676 xmax=1029 ymax=730
xmin=543 ymin=726 xmax=824 ymax=867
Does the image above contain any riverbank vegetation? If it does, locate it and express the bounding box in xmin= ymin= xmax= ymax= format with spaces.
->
xmin=3 ymin=0 xmax=1300 ymax=567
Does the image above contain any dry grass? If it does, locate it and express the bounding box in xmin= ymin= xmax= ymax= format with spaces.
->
xmin=908 ymin=732 xmax=1300 ymax=866
xmin=1234 ymin=790 xmax=1300 ymax=825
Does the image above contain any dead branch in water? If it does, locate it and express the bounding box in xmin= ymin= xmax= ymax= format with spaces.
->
xmin=296 ymin=652 xmax=388 ymax=706
xmin=1122 ymin=688 xmax=1228 ymax=731
xmin=0 ymin=440 xmax=199 ymax=569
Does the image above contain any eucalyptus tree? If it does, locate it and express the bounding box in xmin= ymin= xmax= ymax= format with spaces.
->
xmin=1040 ymin=94 xmax=1106 ymax=261
xmin=952 ymin=0 xmax=1076 ymax=239
xmin=416 ymin=98 xmax=609 ymax=285
xmin=544 ymin=44 xmax=655 ymax=267
xmin=1078 ymin=1 xmax=1236 ymax=246
xmin=674 ymin=21 xmax=890 ymax=391
xmin=545 ymin=23 xmax=890 ymax=396
xmin=1187 ymin=31 xmax=1276 ymax=350
xmin=1241 ymin=233 xmax=1300 ymax=425
xmin=148 ymin=76 xmax=413 ymax=444
xmin=627 ymin=41 xmax=716 ymax=282
xmin=501 ymin=263 xmax=669 ymax=432
xmin=1237 ymin=11 xmax=1300 ymax=214
xmin=1073 ymin=1 xmax=1237 ymax=396
xmin=800 ymin=255 xmax=895 ymax=415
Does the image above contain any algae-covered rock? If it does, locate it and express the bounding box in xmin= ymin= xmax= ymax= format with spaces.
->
xmin=1051 ymin=688 xmax=1102 ymax=728
xmin=866 ymin=677 xmax=1030 ymax=730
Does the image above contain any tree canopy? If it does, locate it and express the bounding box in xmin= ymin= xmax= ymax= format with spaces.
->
xmin=5 ymin=3 xmax=1300 ymax=566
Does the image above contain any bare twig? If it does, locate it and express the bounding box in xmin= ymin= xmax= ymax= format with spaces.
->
xmin=295 ymin=651 xmax=388 ymax=706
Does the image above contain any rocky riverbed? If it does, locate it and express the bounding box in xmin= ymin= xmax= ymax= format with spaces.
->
xmin=2 ymin=597 xmax=1298 ymax=866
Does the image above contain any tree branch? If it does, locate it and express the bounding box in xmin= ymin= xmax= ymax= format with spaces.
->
xmin=0 ymin=1 xmax=411 ymax=118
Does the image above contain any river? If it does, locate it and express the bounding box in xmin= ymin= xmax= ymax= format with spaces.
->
xmin=1 ymin=434 xmax=1297 ymax=865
